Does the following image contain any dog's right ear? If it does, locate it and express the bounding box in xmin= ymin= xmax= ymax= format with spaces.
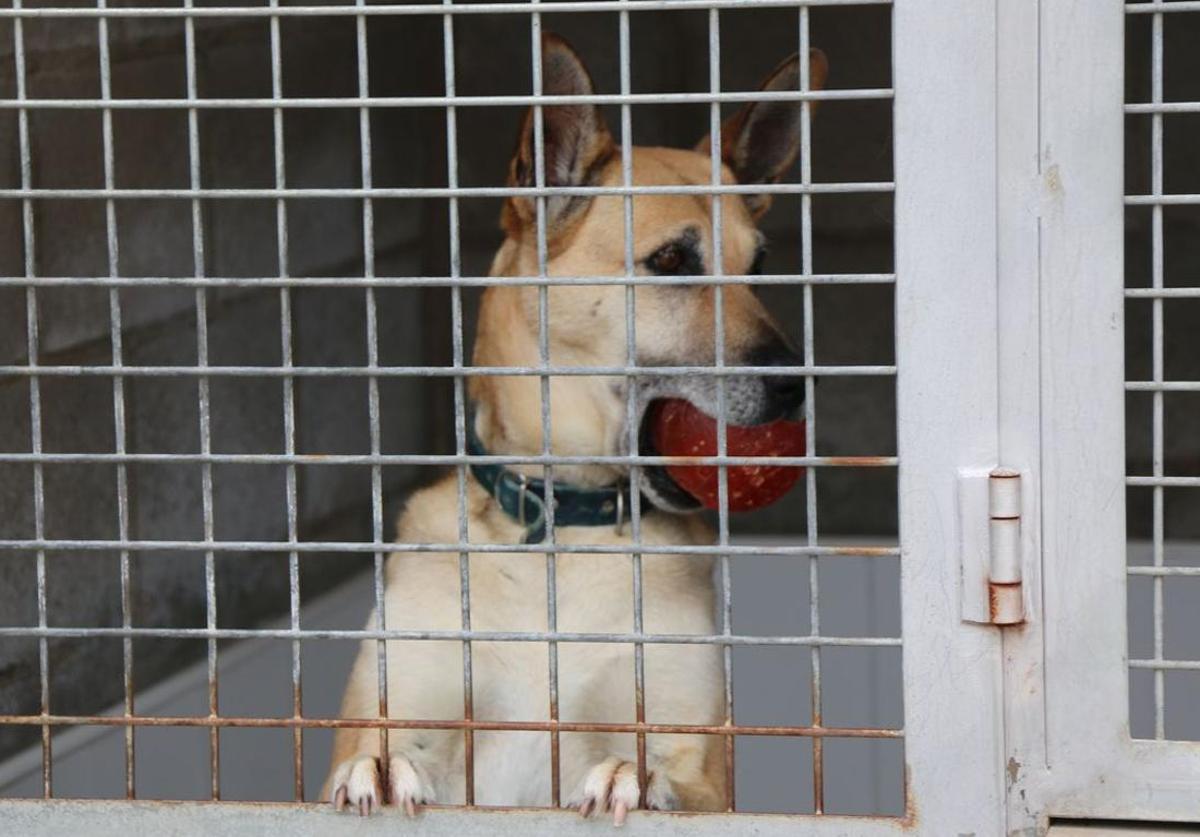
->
xmin=502 ymin=34 xmax=615 ymax=241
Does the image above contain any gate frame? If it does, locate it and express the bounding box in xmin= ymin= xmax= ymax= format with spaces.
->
xmin=1003 ymin=0 xmax=1200 ymax=832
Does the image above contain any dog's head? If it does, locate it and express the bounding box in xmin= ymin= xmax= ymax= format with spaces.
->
xmin=475 ymin=34 xmax=827 ymax=510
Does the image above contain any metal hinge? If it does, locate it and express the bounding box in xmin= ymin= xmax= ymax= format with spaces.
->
xmin=958 ymin=467 xmax=1025 ymax=626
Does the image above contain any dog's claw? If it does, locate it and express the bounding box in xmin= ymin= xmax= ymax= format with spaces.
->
xmin=388 ymin=752 xmax=435 ymax=817
xmin=327 ymin=755 xmax=383 ymax=816
xmin=569 ymin=757 xmax=641 ymax=827
xmin=329 ymin=752 xmax=433 ymax=816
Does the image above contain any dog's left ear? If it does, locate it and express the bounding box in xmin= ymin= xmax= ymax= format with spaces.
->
xmin=503 ymin=33 xmax=616 ymax=240
xmin=696 ymin=49 xmax=828 ymax=219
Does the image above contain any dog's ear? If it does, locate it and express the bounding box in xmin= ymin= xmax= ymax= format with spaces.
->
xmin=696 ymin=49 xmax=828 ymax=219
xmin=502 ymin=33 xmax=616 ymax=240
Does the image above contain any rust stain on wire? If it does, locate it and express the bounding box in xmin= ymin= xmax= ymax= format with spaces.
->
xmin=821 ymin=455 xmax=897 ymax=468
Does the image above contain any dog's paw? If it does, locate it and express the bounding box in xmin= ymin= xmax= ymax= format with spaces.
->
xmin=329 ymin=755 xmax=383 ymax=816
xmin=567 ymin=756 xmax=643 ymax=827
xmin=328 ymin=753 xmax=435 ymax=817
xmin=387 ymin=753 xmax=436 ymax=817
xmin=643 ymin=770 xmax=679 ymax=811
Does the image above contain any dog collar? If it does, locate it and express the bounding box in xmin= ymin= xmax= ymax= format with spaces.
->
xmin=467 ymin=418 xmax=635 ymax=544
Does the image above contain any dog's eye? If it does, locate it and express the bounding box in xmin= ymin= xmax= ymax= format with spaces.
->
xmin=647 ymin=244 xmax=686 ymax=275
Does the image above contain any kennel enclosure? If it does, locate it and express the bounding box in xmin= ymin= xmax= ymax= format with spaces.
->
xmin=1 ymin=0 xmax=1200 ymax=834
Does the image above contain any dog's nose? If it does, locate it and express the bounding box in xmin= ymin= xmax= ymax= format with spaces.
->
xmin=747 ymin=341 xmax=806 ymax=417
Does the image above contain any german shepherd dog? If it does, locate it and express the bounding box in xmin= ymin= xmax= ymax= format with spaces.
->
xmin=326 ymin=33 xmax=825 ymax=825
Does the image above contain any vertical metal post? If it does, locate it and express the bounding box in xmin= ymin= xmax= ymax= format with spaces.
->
xmin=181 ymin=0 xmax=218 ymax=798
xmin=96 ymin=0 xmax=135 ymax=799
xmin=12 ymin=0 xmax=51 ymax=800
xmin=266 ymin=0 xmax=304 ymax=798
xmin=893 ymin=0 xmax=1006 ymax=829
xmin=528 ymin=12 xmax=562 ymax=807
xmin=617 ymin=8 xmax=648 ymax=797
xmin=1149 ymin=0 xmax=1166 ymax=742
xmin=797 ymin=4 xmax=824 ymax=814
xmin=442 ymin=0 xmax=475 ymax=805
xmin=352 ymin=0 xmax=390 ymax=784
xmin=705 ymin=6 xmax=736 ymax=812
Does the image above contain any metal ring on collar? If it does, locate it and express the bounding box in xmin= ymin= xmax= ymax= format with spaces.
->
xmin=522 ymin=487 xmax=547 ymax=543
xmin=516 ymin=473 xmax=529 ymax=529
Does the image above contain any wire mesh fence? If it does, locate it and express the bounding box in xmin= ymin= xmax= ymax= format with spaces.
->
xmin=0 ymin=0 xmax=901 ymax=819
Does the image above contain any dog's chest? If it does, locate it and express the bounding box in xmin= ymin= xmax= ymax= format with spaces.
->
xmin=468 ymin=550 xmax=635 ymax=634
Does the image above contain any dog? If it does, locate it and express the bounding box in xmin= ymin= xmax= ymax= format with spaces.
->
xmin=325 ymin=33 xmax=825 ymax=824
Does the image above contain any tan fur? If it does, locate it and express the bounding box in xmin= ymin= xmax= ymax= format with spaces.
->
xmin=325 ymin=36 xmax=823 ymax=820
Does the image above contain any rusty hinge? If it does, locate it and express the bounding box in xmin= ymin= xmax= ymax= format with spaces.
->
xmin=958 ymin=467 xmax=1026 ymax=626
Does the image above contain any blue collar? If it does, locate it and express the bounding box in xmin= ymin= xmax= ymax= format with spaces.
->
xmin=467 ymin=419 xmax=636 ymax=544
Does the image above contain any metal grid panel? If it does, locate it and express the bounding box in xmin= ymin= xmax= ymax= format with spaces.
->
xmin=1125 ymin=0 xmax=1200 ymax=742
xmin=0 ymin=0 xmax=899 ymax=819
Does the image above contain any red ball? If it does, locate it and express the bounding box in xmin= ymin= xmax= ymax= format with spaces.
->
xmin=648 ymin=398 xmax=806 ymax=512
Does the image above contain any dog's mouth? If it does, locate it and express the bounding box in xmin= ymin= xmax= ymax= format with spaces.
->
xmin=636 ymin=399 xmax=703 ymax=512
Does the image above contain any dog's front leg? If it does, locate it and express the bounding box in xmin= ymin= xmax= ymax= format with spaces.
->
xmin=325 ymin=626 xmax=462 ymax=816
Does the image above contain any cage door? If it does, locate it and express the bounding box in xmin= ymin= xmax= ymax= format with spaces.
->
xmin=1004 ymin=0 xmax=1200 ymax=830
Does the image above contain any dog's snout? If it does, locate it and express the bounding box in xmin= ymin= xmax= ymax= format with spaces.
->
xmin=748 ymin=342 xmax=805 ymax=418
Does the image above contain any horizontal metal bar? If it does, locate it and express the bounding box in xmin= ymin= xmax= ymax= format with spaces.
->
xmin=1126 ymin=381 xmax=1200 ymax=391
xmin=1127 ymin=476 xmax=1200 ymax=488
xmin=0 ymin=272 xmax=897 ymax=289
xmin=0 ymin=363 xmax=896 ymax=379
xmin=1126 ymin=1 xmax=1200 ymax=12
xmin=0 ymin=625 xmax=900 ymax=647
xmin=0 ymin=182 xmax=894 ymax=200
xmin=0 ymin=538 xmax=900 ymax=557
xmin=1126 ymin=194 xmax=1200 ymax=206
xmin=1128 ymin=659 xmax=1200 ymax=671
xmin=0 ymin=713 xmax=904 ymax=739
xmin=1125 ymin=287 xmax=1200 ymax=298
xmin=0 ymin=89 xmax=892 ymax=111
xmin=0 ymin=451 xmax=898 ymax=468
xmin=1128 ymin=565 xmax=1200 ymax=577
xmin=1126 ymin=101 xmax=1200 ymax=114
xmin=0 ymin=0 xmax=893 ymax=18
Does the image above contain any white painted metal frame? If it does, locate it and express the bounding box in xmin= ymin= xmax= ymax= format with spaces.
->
xmin=1004 ymin=0 xmax=1200 ymax=831
xmin=891 ymin=0 xmax=1007 ymax=832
